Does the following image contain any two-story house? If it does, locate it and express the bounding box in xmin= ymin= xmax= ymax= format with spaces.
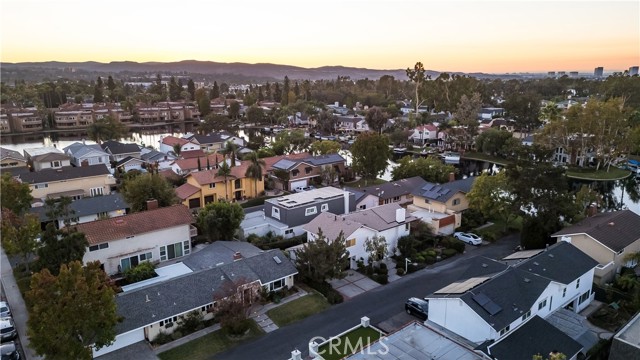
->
xmin=19 ymin=164 xmax=115 ymax=203
xmin=346 ymin=176 xmax=427 ymax=211
xmin=170 ymin=153 xmax=224 ymax=176
xmin=76 ymin=204 xmax=195 ymax=276
xmin=303 ymin=203 xmax=417 ymax=268
xmin=241 ymin=186 xmax=356 ymax=239
xmin=408 ymin=124 xmax=438 ymax=145
xmin=408 ymin=176 xmax=476 ymax=235
xmin=182 ymin=132 xmax=246 ymax=152
xmin=140 ymin=148 xmax=177 ymax=170
xmin=30 ymin=193 xmax=129 ymax=229
xmin=101 ymin=140 xmax=141 ymax=162
xmin=63 ymin=142 xmax=110 ymax=167
xmin=158 ymin=136 xmax=200 ymax=155
xmin=551 ymin=210 xmax=640 ymax=285
xmin=23 ymin=146 xmax=71 ymax=171
xmin=1 ymin=147 xmax=27 ymax=169
xmin=336 ymin=115 xmax=369 ymax=133
xmin=269 ymin=153 xmax=347 ymax=191
xmin=427 ymin=241 xmax=597 ymax=346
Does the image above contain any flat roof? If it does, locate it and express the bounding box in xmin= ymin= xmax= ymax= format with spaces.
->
xmin=502 ymin=249 xmax=544 ymax=260
xmin=615 ymin=312 xmax=640 ymax=348
xmin=268 ymin=187 xmax=347 ymax=208
xmin=120 ymin=263 xmax=193 ymax=292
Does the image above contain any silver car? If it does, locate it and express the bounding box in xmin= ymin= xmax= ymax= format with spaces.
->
xmin=0 ymin=302 xmax=10 ymax=318
xmin=0 ymin=318 xmax=17 ymax=342
xmin=453 ymin=232 xmax=483 ymax=246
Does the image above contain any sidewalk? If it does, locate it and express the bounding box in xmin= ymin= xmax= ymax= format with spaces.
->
xmin=0 ymin=246 xmax=43 ymax=360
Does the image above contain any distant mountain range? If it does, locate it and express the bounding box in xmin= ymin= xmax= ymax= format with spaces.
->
xmin=0 ymin=60 xmax=514 ymax=82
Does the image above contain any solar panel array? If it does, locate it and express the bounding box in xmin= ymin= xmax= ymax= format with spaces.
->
xmin=420 ymin=183 xmax=450 ymax=200
xmin=434 ymin=276 xmax=491 ymax=294
xmin=472 ymin=292 xmax=502 ymax=316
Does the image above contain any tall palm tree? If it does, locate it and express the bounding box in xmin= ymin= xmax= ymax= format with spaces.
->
xmin=244 ymin=152 xmax=266 ymax=198
xmin=217 ymin=161 xmax=232 ymax=200
xmin=225 ymin=141 xmax=238 ymax=167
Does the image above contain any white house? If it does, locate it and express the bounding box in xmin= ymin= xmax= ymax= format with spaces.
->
xmin=158 ymin=135 xmax=200 ymax=155
xmin=426 ymin=241 xmax=598 ymax=345
xmin=75 ymin=204 xmax=195 ymax=276
xmin=63 ymin=142 xmax=110 ymax=167
xmin=408 ymin=124 xmax=438 ymax=145
xmin=303 ymin=203 xmax=417 ymax=268
xmin=23 ymin=146 xmax=71 ymax=171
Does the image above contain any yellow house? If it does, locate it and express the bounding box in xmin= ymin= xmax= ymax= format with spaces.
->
xmin=176 ymin=160 xmax=266 ymax=209
xmin=0 ymin=147 xmax=27 ymax=168
xmin=19 ymin=164 xmax=116 ymax=203
xmin=551 ymin=210 xmax=640 ymax=285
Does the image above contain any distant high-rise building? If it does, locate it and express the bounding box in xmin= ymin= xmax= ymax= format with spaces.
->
xmin=630 ymin=66 xmax=639 ymax=76
xmin=594 ymin=67 xmax=604 ymax=77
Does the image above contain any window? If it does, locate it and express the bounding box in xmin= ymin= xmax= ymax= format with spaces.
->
xmin=188 ymin=198 xmax=201 ymax=209
xmin=393 ymin=196 xmax=401 ymax=202
xmin=209 ymin=183 xmax=216 ymax=188
xmin=160 ymin=242 xmax=187 ymax=261
xmin=521 ymin=310 xmax=531 ymax=321
xmin=305 ymin=167 xmax=313 ymax=174
xmin=204 ymin=195 xmax=214 ymax=204
xmin=292 ymin=169 xmax=299 ymax=177
xmin=34 ymin=183 xmax=48 ymax=189
xmin=346 ymin=238 xmax=356 ymax=247
xmin=305 ymin=207 xmax=317 ymax=216
xmin=320 ymin=204 xmax=329 ymax=212
xmin=269 ymin=278 xmax=286 ymax=291
xmin=234 ymin=179 xmax=241 ymax=189
xmin=562 ymin=288 xmax=567 ymax=298
xmin=50 ymin=160 xmax=61 ymax=168
xmin=201 ymin=304 xmax=213 ymax=312
xmin=405 ymin=223 xmax=410 ymax=231
xmin=272 ymin=207 xmax=280 ymax=220
xmin=626 ymin=258 xmax=638 ymax=268
xmin=538 ymin=298 xmax=547 ymax=310
xmin=452 ymin=198 xmax=461 ymax=205
xmin=90 ymin=187 xmax=104 ymax=196
xmin=120 ymin=255 xmax=139 ymax=272
xmin=499 ymin=325 xmax=510 ymax=336
xmin=358 ymin=205 xmax=366 ymax=210
xmin=578 ymin=291 xmax=590 ymax=304
xmin=183 ymin=240 xmax=190 ymax=255
xmin=139 ymin=252 xmax=152 ymax=261
xmin=576 ymin=278 xmax=580 ymax=289
xmin=89 ymin=243 xmax=109 ymax=252
xmin=284 ymin=229 xmax=293 ymax=235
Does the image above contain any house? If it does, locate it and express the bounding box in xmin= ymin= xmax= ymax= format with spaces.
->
xmin=93 ymin=241 xmax=297 ymax=357
xmin=303 ymin=203 xmax=417 ymax=268
xmin=609 ymin=312 xmax=640 ymax=360
xmin=427 ymin=241 xmax=597 ymax=347
xmin=75 ymin=204 xmax=195 ymax=276
xmin=0 ymin=147 xmax=27 ymax=169
xmin=29 ymin=193 xmax=129 ymax=229
xmin=18 ymin=164 xmax=116 ymax=203
xmin=140 ymin=148 xmax=176 ymax=170
xmin=101 ymin=140 xmax=141 ymax=162
xmin=408 ymin=176 xmax=476 ymax=235
xmin=23 ymin=146 xmax=71 ymax=171
xmin=115 ymin=156 xmax=146 ymax=173
xmin=241 ymin=186 xmax=356 ymax=239
xmin=288 ymin=112 xmax=309 ymax=126
xmin=182 ymin=132 xmax=246 ymax=152
xmin=345 ymin=176 xmax=427 ymax=210
xmin=63 ymin=142 xmax=110 ymax=167
xmin=157 ymin=136 xmax=199 ymax=155
xmin=551 ymin=210 xmax=640 ymax=285
xmin=170 ymin=153 xmax=223 ymax=176
xmin=408 ymin=124 xmax=438 ymax=145
xmin=269 ymin=153 xmax=347 ymax=191
xmin=478 ymin=107 xmax=505 ymax=120
xmin=336 ymin=115 xmax=369 ymax=133
xmin=175 ymin=159 xmax=266 ymax=208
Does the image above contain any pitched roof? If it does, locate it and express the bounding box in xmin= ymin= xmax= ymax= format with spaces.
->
xmin=175 ymin=183 xmax=200 ymax=200
xmin=115 ymin=156 xmax=145 ymax=167
xmin=19 ymin=164 xmax=111 ymax=184
xmin=347 ymin=176 xmax=427 ymax=201
xmin=303 ymin=212 xmax=363 ymax=241
xmin=29 ymin=193 xmax=129 ymax=222
xmin=63 ymin=142 xmax=107 ymax=158
xmin=172 ymin=153 xmax=222 ymax=172
xmin=140 ymin=149 xmax=175 ymax=162
xmin=303 ymin=153 xmax=345 ymax=166
xmin=160 ymin=136 xmax=189 ymax=146
xmin=515 ymin=241 xmax=599 ymax=285
xmin=73 ymin=204 xmax=194 ymax=245
xmin=31 ymin=152 xmax=70 ymax=163
xmin=180 ymin=149 xmax=206 ymax=159
xmin=0 ymin=147 xmax=26 ymax=161
xmin=486 ymin=316 xmax=583 ymax=360
xmin=101 ymin=140 xmax=141 ymax=155
xmin=345 ymin=203 xmax=417 ymax=232
xmin=413 ymin=176 xmax=476 ymax=203
xmin=262 ymin=152 xmax=310 ymax=171
xmin=551 ymin=210 xmax=640 ymax=252
xmin=183 ymin=241 xmax=264 ymax=270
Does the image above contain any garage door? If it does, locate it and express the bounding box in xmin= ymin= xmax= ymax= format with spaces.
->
xmin=93 ymin=328 xmax=145 ymax=357
xmin=289 ymin=179 xmax=307 ymax=191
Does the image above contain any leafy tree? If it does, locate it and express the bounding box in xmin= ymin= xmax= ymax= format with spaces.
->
xmin=391 ymin=156 xmax=456 ymax=183
xmin=244 ymin=152 xmax=266 ymax=197
xmin=196 ymin=201 xmax=245 ymax=241
xmin=187 ymin=79 xmax=196 ymax=101
xmin=210 ymin=81 xmax=219 ymax=100
xmin=228 ymin=100 xmax=240 ymax=119
xmin=273 ymin=129 xmax=308 ymax=154
xmin=310 ymin=140 xmax=341 ymax=155
xmin=474 ymin=129 xmax=517 ymax=157
xmin=1 ymin=172 xmax=33 ymax=215
xmin=123 ymin=261 xmax=156 ymax=284
xmin=44 ymin=196 xmax=76 ymax=228
xmin=37 ymin=223 xmax=89 ymax=275
xmin=466 ymin=172 xmax=516 ymax=231
xmin=451 ymin=92 xmax=482 ymax=150
xmin=224 ymin=141 xmax=239 ymax=167
xmin=406 ymin=62 xmax=430 ymax=113
xmin=532 ymin=352 xmax=567 ymax=360
xmin=246 ymin=105 xmax=265 ymax=124
xmin=121 ymin=173 xmax=178 ymax=212
xmin=93 ymin=76 xmax=104 ymax=103
xmin=295 ymin=229 xmax=350 ymax=282
xmin=315 ymin=110 xmax=337 ymax=134
xmin=350 ymin=132 xmax=389 ymax=184
xmin=503 ymin=90 xmax=541 ymax=135
xmin=1 ymin=210 xmax=40 ymax=272
xmin=217 ymin=161 xmax=232 ymax=200
xmin=364 ymin=235 xmax=388 ymax=265
xmin=27 ymin=261 xmax=118 ymax=360
xmin=365 ymin=106 xmax=387 ymax=134
xmin=87 ymin=115 xmax=128 ymax=144
xmin=195 ymin=88 xmax=211 ymax=116
xmin=282 ymin=76 xmax=290 ymax=106
xmin=214 ymin=277 xmax=253 ymax=335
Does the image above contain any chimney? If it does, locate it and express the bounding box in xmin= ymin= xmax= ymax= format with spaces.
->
xmin=233 ymin=252 xmax=243 ymax=261
xmin=344 ymin=192 xmax=349 ymax=215
xmin=448 ymin=172 xmax=456 ymax=182
xmin=587 ymin=203 xmax=597 ymax=217
xmin=291 ymin=350 xmax=302 ymax=360
xmin=395 ymin=208 xmax=406 ymax=223
xmin=146 ymin=199 xmax=159 ymax=210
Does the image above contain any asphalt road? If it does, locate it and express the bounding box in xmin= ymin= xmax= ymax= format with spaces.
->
xmin=213 ymin=234 xmax=520 ymax=360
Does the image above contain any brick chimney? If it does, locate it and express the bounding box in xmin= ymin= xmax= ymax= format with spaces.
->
xmin=146 ymin=199 xmax=159 ymax=210
xmin=448 ymin=172 xmax=456 ymax=182
xmin=233 ymin=252 xmax=243 ymax=261
xmin=587 ymin=203 xmax=597 ymax=217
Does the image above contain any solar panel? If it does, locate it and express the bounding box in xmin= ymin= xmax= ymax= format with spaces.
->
xmin=472 ymin=292 xmax=502 ymax=315
xmin=472 ymin=293 xmax=490 ymax=306
xmin=434 ymin=276 xmax=491 ymax=294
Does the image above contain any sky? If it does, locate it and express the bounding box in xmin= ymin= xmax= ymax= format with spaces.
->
xmin=1 ymin=0 xmax=638 ymax=74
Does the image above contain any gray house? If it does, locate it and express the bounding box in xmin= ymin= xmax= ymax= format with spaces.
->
xmin=241 ymin=186 xmax=356 ymax=239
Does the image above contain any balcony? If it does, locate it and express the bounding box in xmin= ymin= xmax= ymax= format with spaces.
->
xmin=190 ymin=225 xmax=198 ymax=238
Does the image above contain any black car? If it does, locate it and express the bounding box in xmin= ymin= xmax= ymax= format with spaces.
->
xmin=405 ymin=297 xmax=429 ymax=320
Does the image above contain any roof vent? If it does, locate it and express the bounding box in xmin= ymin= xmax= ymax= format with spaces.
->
xmin=115 ymin=219 xmax=125 ymax=224
xmin=533 ymin=262 xmax=539 ymax=266
xmin=548 ymin=254 xmax=554 ymax=258
xmin=524 ymin=278 xmax=531 ymax=283
xmin=273 ymin=256 xmax=282 ymax=264
xmin=608 ymin=222 xmax=615 ymax=226
xmin=481 ymin=263 xmax=488 ymax=268
xmin=145 ymin=294 xmax=150 ymax=302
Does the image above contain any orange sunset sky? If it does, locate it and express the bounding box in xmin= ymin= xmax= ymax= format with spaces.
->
xmin=1 ymin=0 xmax=638 ymax=74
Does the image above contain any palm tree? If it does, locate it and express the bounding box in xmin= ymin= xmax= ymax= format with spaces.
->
xmin=217 ymin=161 xmax=232 ymax=200
xmin=225 ymin=141 xmax=238 ymax=167
xmin=244 ymin=152 xmax=266 ymax=198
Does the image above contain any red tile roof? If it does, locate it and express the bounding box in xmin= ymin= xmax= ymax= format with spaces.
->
xmin=263 ymin=152 xmax=310 ymax=171
xmin=172 ymin=153 xmax=221 ymax=172
xmin=160 ymin=136 xmax=189 ymax=146
xmin=175 ymin=183 xmax=201 ymax=200
xmin=188 ymin=160 xmax=266 ymax=186
xmin=180 ymin=149 xmax=206 ymax=159
xmin=74 ymin=204 xmax=194 ymax=244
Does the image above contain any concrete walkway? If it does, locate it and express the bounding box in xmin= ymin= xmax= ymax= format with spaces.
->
xmin=0 ymin=246 xmax=43 ymax=360
xmin=329 ymin=270 xmax=381 ymax=299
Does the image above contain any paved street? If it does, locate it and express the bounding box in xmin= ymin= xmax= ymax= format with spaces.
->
xmin=213 ymin=234 xmax=520 ymax=360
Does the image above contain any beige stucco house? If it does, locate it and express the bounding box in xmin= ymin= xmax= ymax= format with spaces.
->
xmin=551 ymin=210 xmax=640 ymax=285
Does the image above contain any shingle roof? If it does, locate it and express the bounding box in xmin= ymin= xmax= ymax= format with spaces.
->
xmin=175 ymin=183 xmax=200 ymax=200
xmin=29 ymin=193 xmax=129 ymax=222
xmin=303 ymin=212 xmax=363 ymax=241
xmin=263 ymin=153 xmax=310 ymax=171
xmin=413 ymin=176 xmax=476 ymax=203
xmin=101 ymin=140 xmax=141 ymax=155
xmin=73 ymin=204 xmax=194 ymax=245
xmin=346 ymin=176 xmax=427 ymax=200
xmin=515 ymin=241 xmax=599 ymax=285
xmin=31 ymin=152 xmax=70 ymax=163
xmin=19 ymin=164 xmax=111 ymax=184
xmin=183 ymin=241 xmax=265 ymax=270
xmin=303 ymin=153 xmax=345 ymax=166
xmin=115 ymin=156 xmax=145 ymax=167
xmin=63 ymin=142 xmax=107 ymax=158
xmin=486 ymin=316 xmax=583 ymax=360
xmin=140 ymin=149 xmax=175 ymax=162
xmin=0 ymin=147 xmax=26 ymax=161
xmin=551 ymin=210 xmax=640 ymax=252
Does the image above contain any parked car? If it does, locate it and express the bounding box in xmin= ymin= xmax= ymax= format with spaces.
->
xmin=0 ymin=318 xmax=17 ymax=342
xmin=453 ymin=232 xmax=483 ymax=246
xmin=0 ymin=341 xmax=20 ymax=360
xmin=0 ymin=302 xmax=10 ymax=318
xmin=405 ymin=297 xmax=429 ymax=320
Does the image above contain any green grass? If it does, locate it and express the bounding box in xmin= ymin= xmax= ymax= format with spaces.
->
xmin=566 ymin=166 xmax=632 ymax=181
xmin=461 ymin=152 xmax=510 ymax=166
xmin=157 ymin=320 xmax=264 ymax=360
xmin=344 ymin=178 xmax=388 ymax=188
xmin=317 ymin=327 xmax=383 ymax=360
xmin=266 ymin=293 xmax=330 ymax=327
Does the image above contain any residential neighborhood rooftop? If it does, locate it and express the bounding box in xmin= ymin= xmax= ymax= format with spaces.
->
xmin=551 ymin=210 xmax=640 ymax=252
xmin=18 ymin=164 xmax=111 ymax=184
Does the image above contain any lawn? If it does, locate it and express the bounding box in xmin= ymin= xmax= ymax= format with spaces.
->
xmin=343 ymin=178 xmax=387 ymax=188
xmin=317 ymin=326 xmax=383 ymax=360
xmin=157 ymin=320 xmax=264 ymax=360
xmin=266 ymin=293 xmax=330 ymax=327
xmin=566 ymin=166 xmax=631 ymax=181
xmin=461 ymin=152 xmax=510 ymax=166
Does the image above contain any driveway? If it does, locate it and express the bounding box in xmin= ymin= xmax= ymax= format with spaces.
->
xmin=328 ymin=270 xmax=380 ymax=299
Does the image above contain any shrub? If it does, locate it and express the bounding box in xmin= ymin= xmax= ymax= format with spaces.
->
xmin=441 ymin=237 xmax=466 ymax=253
xmin=224 ymin=318 xmax=252 ymax=336
xmin=171 ymin=330 xmax=183 ymax=341
xmin=152 ymin=331 xmax=173 ymax=345
xmin=375 ymin=273 xmax=389 ymax=284
xmin=305 ymin=279 xmax=344 ymax=304
xmin=123 ymin=261 xmax=157 ymax=284
xmin=395 ymin=267 xmax=405 ymax=276
xmin=424 ymin=256 xmax=436 ymax=265
xmin=178 ymin=310 xmax=205 ymax=333
xmin=379 ymin=262 xmax=387 ymax=271
xmin=442 ymin=248 xmax=458 ymax=258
